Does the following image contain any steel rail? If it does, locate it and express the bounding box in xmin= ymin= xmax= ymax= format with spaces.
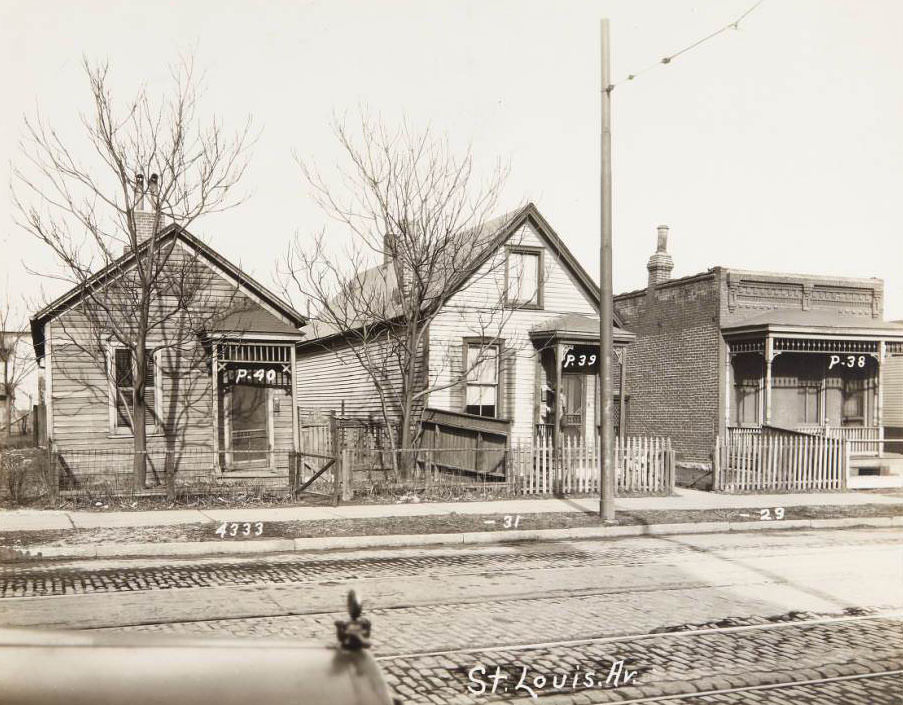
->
xmin=375 ymin=610 xmax=903 ymax=661
xmin=603 ymin=669 xmax=903 ymax=704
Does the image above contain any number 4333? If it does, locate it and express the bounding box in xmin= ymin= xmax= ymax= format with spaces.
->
xmin=215 ymin=522 xmax=264 ymax=538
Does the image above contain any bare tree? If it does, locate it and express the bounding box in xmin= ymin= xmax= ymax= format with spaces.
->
xmin=284 ymin=117 xmax=526 ymax=477
xmin=0 ymin=292 xmax=37 ymax=441
xmin=14 ymin=57 xmax=253 ymax=490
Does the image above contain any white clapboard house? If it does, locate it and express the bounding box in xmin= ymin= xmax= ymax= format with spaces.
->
xmin=296 ymin=203 xmax=633 ymax=470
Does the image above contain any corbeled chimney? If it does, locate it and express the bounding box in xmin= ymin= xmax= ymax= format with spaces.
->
xmin=646 ymin=224 xmax=674 ymax=287
xmin=132 ymin=172 xmax=160 ymax=245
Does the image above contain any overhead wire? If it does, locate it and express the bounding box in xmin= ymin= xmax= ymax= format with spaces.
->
xmin=608 ymin=0 xmax=765 ymax=92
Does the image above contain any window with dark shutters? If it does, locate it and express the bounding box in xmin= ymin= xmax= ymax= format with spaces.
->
xmin=113 ymin=348 xmax=156 ymax=429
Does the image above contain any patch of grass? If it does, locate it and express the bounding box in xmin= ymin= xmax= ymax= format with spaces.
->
xmin=2 ymin=503 xmax=900 ymax=550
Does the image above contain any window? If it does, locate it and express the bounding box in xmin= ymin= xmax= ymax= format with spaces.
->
xmin=505 ymin=248 xmax=542 ymax=307
xmin=111 ymin=347 xmax=158 ymax=432
xmin=464 ymin=343 xmax=499 ymax=418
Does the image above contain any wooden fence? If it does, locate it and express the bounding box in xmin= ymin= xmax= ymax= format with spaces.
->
xmin=337 ymin=436 xmax=674 ymax=497
xmin=520 ymin=436 xmax=674 ymax=495
xmin=714 ymin=433 xmax=848 ymax=492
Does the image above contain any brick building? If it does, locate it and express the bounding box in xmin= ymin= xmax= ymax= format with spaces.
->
xmin=614 ymin=227 xmax=903 ymax=480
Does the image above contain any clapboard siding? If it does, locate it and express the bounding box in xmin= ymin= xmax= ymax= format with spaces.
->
xmin=46 ymin=239 xmax=281 ymax=453
xmin=294 ymin=214 xmax=608 ymax=446
xmin=428 ymin=220 xmax=601 ymax=445
xmin=886 ymin=353 xmax=903 ymax=426
xmin=295 ymin=336 xmax=422 ymax=425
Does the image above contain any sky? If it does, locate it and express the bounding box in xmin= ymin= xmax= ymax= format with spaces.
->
xmin=2 ymin=0 xmax=902 ymax=328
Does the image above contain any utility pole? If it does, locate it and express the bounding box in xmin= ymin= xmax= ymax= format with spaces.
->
xmin=599 ymin=18 xmax=615 ymax=521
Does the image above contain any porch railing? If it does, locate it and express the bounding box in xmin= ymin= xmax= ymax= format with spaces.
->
xmin=796 ymin=425 xmax=882 ymax=455
xmin=728 ymin=425 xmax=883 ymax=455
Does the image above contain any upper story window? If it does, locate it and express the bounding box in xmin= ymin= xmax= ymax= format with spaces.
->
xmin=111 ymin=347 xmax=159 ymax=433
xmin=464 ymin=342 xmax=499 ymax=418
xmin=505 ymin=247 xmax=542 ymax=308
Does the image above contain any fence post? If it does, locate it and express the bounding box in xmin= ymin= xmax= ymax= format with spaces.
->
xmin=47 ymin=443 xmax=59 ymax=505
xmin=713 ymin=436 xmax=721 ymax=491
xmin=668 ymin=439 xmax=675 ymax=493
xmin=342 ymin=448 xmax=354 ymax=501
xmin=841 ymin=439 xmax=849 ymax=490
xmin=330 ymin=412 xmax=341 ymax=506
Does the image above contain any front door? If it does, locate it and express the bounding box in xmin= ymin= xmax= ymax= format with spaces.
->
xmin=228 ymin=385 xmax=270 ymax=468
xmin=560 ymin=374 xmax=585 ymax=442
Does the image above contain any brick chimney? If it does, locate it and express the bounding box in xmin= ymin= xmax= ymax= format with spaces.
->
xmin=132 ymin=172 xmax=160 ymax=245
xmin=646 ymin=224 xmax=674 ymax=287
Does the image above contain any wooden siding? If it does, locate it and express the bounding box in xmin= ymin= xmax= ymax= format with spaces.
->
xmin=47 ymin=240 xmax=290 ymax=461
xmin=295 ymin=335 xmax=410 ymax=423
xmin=885 ymin=352 xmax=903 ymax=426
xmin=294 ymin=219 xmax=607 ymax=445
xmin=428 ymin=220 xmax=601 ymax=445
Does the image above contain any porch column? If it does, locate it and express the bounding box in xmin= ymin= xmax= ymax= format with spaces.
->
xmin=618 ymin=347 xmax=627 ymax=444
xmin=877 ymin=340 xmax=886 ymax=447
xmin=724 ymin=350 xmax=733 ymax=431
xmin=291 ymin=345 xmax=299 ymax=453
xmin=553 ymin=343 xmax=562 ymax=452
xmin=763 ymin=336 xmax=774 ymax=425
xmin=212 ymin=343 xmax=220 ymax=472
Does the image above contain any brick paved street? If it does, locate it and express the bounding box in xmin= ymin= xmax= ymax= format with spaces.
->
xmin=2 ymin=529 xmax=899 ymax=598
xmin=672 ymin=672 xmax=903 ymax=704
xmin=3 ymin=527 xmax=902 ymax=702
xmin=375 ymin=616 xmax=903 ymax=703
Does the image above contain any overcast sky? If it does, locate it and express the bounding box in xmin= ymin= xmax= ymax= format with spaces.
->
xmin=2 ymin=0 xmax=901 ymax=324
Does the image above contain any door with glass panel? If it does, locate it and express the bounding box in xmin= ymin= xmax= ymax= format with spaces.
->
xmin=227 ymin=385 xmax=269 ymax=468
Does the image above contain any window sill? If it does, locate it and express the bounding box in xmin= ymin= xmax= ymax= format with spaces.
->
xmin=505 ymin=302 xmax=543 ymax=311
xmin=107 ymin=430 xmax=165 ymax=439
xmin=218 ymin=467 xmax=282 ymax=478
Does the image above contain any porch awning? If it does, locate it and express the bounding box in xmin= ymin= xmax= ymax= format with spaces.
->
xmin=723 ymin=310 xmax=903 ymax=340
xmin=207 ymin=308 xmax=304 ymax=339
xmin=529 ymin=313 xmax=634 ymax=345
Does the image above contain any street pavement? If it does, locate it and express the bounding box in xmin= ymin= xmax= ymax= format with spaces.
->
xmin=2 ymin=526 xmax=902 ymax=702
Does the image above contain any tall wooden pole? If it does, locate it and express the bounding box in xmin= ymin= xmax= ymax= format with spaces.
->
xmin=599 ymin=19 xmax=615 ymax=520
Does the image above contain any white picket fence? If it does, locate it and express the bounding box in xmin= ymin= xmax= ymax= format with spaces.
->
xmin=515 ymin=436 xmax=674 ymax=495
xmin=714 ymin=433 xmax=848 ymax=492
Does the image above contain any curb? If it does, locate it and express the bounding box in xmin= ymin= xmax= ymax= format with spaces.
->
xmin=5 ymin=515 xmax=900 ymax=561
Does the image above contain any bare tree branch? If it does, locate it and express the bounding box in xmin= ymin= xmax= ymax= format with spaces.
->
xmin=14 ymin=56 xmax=254 ymax=492
xmin=282 ymin=116 xmax=525 ymax=479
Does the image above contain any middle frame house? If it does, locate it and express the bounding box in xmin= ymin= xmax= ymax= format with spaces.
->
xmin=295 ymin=203 xmax=633 ymax=478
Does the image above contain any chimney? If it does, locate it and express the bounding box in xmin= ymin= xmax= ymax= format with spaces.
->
xmin=132 ymin=172 xmax=159 ymax=246
xmin=383 ymin=232 xmax=396 ymax=266
xmin=646 ymin=224 xmax=674 ymax=287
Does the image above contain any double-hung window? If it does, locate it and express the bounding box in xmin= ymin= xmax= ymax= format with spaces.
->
xmin=505 ymin=247 xmax=542 ymax=308
xmin=464 ymin=343 xmax=499 ymax=418
xmin=111 ymin=347 xmax=158 ymax=433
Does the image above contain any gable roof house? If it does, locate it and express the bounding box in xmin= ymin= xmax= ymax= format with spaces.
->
xmin=30 ymin=205 xmax=306 ymax=491
xmin=296 ymin=203 xmax=633 ymax=468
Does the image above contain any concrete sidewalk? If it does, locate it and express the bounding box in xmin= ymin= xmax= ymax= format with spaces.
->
xmin=3 ymin=488 xmax=903 ymax=533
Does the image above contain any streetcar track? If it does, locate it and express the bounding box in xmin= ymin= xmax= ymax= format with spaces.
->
xmin=373 ymin=611 xmax=903 ymax=661
xmin=603 ymin=669 xmax=903 ymax=704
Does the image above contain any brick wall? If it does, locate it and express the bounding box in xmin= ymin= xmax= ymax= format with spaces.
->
xmin=615 ymin=272 xmax=721 ymax=464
